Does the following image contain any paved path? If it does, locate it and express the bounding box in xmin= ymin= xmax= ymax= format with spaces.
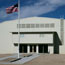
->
xmin=0 ymin=54 xmax=18 ymax=61
xmin=0 ymin=54 xmax=40 ymax=64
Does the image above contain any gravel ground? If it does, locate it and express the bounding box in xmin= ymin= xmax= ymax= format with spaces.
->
xmin=0 ymin=54 xmax=12 ymax=58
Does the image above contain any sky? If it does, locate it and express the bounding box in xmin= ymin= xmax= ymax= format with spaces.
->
xmin=0 ymin=0 xmax=65 ymax=23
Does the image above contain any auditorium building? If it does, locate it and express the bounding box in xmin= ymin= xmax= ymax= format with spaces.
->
xmin=0 ymin=17 xmax=65 ymax=54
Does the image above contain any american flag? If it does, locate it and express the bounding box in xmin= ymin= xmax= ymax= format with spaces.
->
xmin=6 ymin=4 xmax=18 ymax=14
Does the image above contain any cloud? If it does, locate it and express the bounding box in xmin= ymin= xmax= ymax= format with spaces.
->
xmin=20 ymin=0 xmax=65 ymax=18
xmin=0 ymin=8 xmax=18 ymax=22
xmin=0 ymin=8 xmax=7 ymax=19
xmin=48 ymin=0 xmax=65 ymax=5
xmin=0 ymin=0 xmax=65 ymax=22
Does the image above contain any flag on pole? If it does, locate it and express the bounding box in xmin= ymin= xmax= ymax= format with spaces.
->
xmin=6 ymin=1 xmax=20 ymax=58
xmin=6 ymin=4 xmax=18 ymax=14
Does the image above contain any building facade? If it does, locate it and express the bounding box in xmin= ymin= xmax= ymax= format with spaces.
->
xmin=0 ymin=17 xmax=65 ymax=54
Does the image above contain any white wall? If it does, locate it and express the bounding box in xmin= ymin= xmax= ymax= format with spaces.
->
xmin=0 ymin=17 xmax=65 ymax=54
xmin=0 ymin=20 xmax=18 ymax=54
xmin=48 ymin=46 xmax=53 ymax=54
xmin=59 ymin=19 xmax=65 ymax=54
xmin=13 ymin=34 xmax=53 ymax=44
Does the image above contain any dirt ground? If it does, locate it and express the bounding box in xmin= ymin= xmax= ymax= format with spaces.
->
xmin=0 ymin=54 xmax=12 ymax=58
xmin=23 ymin=54 xmax=65 ymax=65
xmin=0 ymin=54 xmax=65 ymax=65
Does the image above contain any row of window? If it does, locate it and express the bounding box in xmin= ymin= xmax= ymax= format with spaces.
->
xmin=20 ymin=34 xmax=45 ymax=37
xmin=17 ymin=23 xmax=55 ymax=28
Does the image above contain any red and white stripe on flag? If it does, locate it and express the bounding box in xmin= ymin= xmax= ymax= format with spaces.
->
xmin=12 ymin=7 xmax=18 ymax=12
xmin=6 ymin=5 xmax=18 ymax=14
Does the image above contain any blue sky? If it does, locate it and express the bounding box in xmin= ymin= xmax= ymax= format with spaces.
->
xmin=0 ymin=0 xmax=65 ymax=23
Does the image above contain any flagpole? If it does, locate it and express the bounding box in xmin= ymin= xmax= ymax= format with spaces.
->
xmin=18 ymin=0 xmax=20 ymax=58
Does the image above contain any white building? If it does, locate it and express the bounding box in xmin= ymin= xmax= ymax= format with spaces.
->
xmin=0 ymin=17 xmax=65 ymax=54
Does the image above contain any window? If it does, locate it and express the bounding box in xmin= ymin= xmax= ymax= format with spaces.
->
xmin=26 ymin=24 xmax=30 ymax=28
xmin=45 ymin=24 xmax=49 ymax=28
xmin=22 ymin=24 xmax=25 ymax=28
xmin=36 ymin=24 xmax=39 ymax=28
xmin=40 ymin=24 xmax=44 ymax=28
xmin=17 ymin=23 xmax=55 ymax=28
xmin=31 ymin=24 xmax=35 ymax=28
xmin=20 ymin=34 xmax=24 ymax=37
xmin=50 ymin=23 xmax=55 ymax=28
xmin=39 ymin=34 xmax=44 ymax=37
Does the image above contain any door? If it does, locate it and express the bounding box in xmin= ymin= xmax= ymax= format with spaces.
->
xmin=30 ymin=45 xmax=36 ymax=53
xmin=44 ymin=45 xmax=48 ymax=53
xmin=19 ymin=44 xmax=27 ymax=53
xmin=39 ymin=45 xmax=48 ymax=53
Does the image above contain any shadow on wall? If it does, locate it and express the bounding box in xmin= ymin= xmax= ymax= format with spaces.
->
xmin=53 ymin=32 xmax=62 ymax=54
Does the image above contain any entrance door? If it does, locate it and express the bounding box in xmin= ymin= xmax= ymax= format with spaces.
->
xmin=30 ymin=45 xmax=36 ymax=53
xmin=44 ymin=45 xmax=48 ymax=53
xmin=39 ymin=45 xmax=48 ymax=53
xmin=19 ymin=44 xmax=27 ymax=53
xmin=39 ymin=45 xmax=44 ymax=53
